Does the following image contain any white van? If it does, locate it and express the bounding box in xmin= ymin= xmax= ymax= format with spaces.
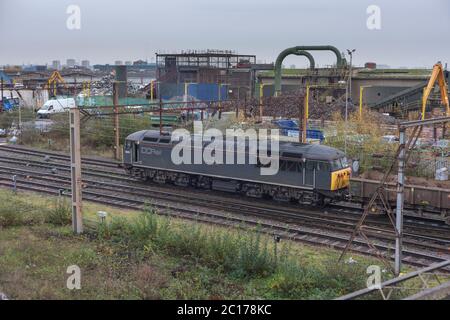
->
xmin=37 ymin=98 xmax=75 ymax=118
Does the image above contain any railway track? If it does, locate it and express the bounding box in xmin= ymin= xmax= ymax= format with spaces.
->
xmin=0 ymin=145 xmax=120 ymax=169
xmin=1 ymin=145 xmax=448 ymax=230
xmin=0 ymin=144 xmax=449 ymax=269
xmin=1 ymin=158 xmax=448 ymax=241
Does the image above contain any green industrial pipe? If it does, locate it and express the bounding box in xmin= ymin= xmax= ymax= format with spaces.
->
xmin=274 ymin=45 xmax=345 ymax=96
xmin=293 ymin=50 xmax=315 ymax=70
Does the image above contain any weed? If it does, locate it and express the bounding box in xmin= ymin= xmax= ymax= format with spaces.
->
xmin=45 ymin=198 xmax=71 ymax=226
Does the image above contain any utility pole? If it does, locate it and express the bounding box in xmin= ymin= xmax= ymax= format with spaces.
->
xmin=69 ymin=104 xmax=83 ymax=234
xmin=159 ymin=95 xmax=163 ymax=135
xmin=1 ymin=77 xmax=3 ymax=110
xmin=344 ymin=82 xmax=348 ymax=154
xmin=394 ymin=128 xmax=406 ymax=275
xmin=19 ymin=103 xmax=22 ymax=131
xmin=303 ymin=86 xmax=310 ymax=143
xmin=344 ymin=49 xmax=355 ymax=155
xmin=347 ymin=49 xmax=355 ymax=103
xmin=113 ymin=82 xmax=120 ymax=160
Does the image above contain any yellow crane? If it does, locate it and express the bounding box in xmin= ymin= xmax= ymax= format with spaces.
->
xmin=46 ymin=71 xmax=68 ymax=97
xmin=421 ymin=62 xmax=449 ymax=120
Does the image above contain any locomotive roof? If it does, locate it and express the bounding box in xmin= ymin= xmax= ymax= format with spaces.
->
xmin=279 ymin=142 xmax=345 ymax=161
xmin=126 ymin=130 xmax=345 ymax=161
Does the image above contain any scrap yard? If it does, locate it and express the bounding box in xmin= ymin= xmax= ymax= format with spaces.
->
xmin=1 ymin=0 xmax=450 ymax=304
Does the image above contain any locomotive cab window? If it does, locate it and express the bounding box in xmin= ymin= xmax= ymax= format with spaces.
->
xmin=331 ymin=159 xmax=342 ymax=170
xmin=316 ymin=161 xmax=330 ymax=172
xmin=125 ymin=141 xmax=132 ymax=150
xmin=159 ymin=137 xmax=171 ymax=144
xmin=280 ymin=160 xmax=302 ymax=172
xmin=306 ymin=160 xmax=317 ymax=171
xmin=341 ymin=157 xmax=349 ymax=168
xmin=143 ymin=137 xmax=158 ymax=143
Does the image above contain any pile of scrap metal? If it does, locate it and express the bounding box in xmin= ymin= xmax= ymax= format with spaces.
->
xmin=260 ymin=90 xmax=355 ymax=120
xmin=262 ymin=90 xmax=307 ymax=118
xmin=308 ymin=94 xmax=357 ymax=120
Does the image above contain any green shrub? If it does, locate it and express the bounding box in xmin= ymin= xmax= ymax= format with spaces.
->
xmin=321 ymin=257 xmax=369 ymax=294
xmin=45 ymin=198 xmax=72 ymax=226
xmin=129 ymin=207 xmax=159 ymax=241
xmin=233 ymin=231 xmax=275 ymax=278
xmin=270 ymin=256 xmax=372 ymax=299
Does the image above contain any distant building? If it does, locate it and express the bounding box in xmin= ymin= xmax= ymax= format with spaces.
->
xmin=115 ymin=60 xmax=123 ymax=66
xmin=125 ymin=61 xmax=132 ymax=66
xmin=67 ymin=59 xmax=76 ymax=68
xmin=52 ymin=60 xmax=61 ymax=70
xmin=364 ymin=62 xmax=377 ymax=69
xmin=81 ymin=60 xmax=90 ymax=69
xmin=133 ymin=59 xmax=147 ymax=66
xmin=93 ymin=64 xmax=114 ymax=72
xmin=23 ymin=65 xmax=47 ymax=72
xmin=156 ymin=50 xmax=265 ymax=99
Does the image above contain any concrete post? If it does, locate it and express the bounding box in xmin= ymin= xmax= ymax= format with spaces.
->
xmin=1 ymin=77 xmax=3 ymax=109
xmin=395 ymin=128 xmax=406 ymax=275
xmin=259 ymin=83 xmax=264 ymax=121
xmin=69 ymin=105 xmax=83 ymax=234
xmin=113 ymin=82 xmax=120 ymax=160
xmin=159 ymin=95 xmax=163 ymax=135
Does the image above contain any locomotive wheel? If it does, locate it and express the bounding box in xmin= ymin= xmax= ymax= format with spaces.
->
xmin=196 ymin=176 xmax=212 ymax=190
xmin=245 ymin=188 xmax=263 ymax=198
xmin=152 ymin=171 xmax=167 ymax=184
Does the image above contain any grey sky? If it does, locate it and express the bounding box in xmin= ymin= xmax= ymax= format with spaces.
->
xmin=1 ymin=0 xmax=449 ymax=68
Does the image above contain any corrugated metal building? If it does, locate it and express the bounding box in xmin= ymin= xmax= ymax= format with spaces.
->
xmin=156 ymin=50 xmax=271 ymax=100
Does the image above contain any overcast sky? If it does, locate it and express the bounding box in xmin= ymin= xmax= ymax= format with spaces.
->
xmin=1 ymin=0 xmax=449 ymax=68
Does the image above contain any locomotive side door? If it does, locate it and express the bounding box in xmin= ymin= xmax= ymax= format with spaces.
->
xmin=133 ymin=143 xmax=140 ymax=163
xmin=305 ymin=160 xmax=316 ymax=187
xmin=314 ymin=161 xmax=330 ymax=189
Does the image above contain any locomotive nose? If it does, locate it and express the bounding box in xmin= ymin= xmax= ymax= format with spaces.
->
xmin=331 ymin=167 xmax=352 ymax=191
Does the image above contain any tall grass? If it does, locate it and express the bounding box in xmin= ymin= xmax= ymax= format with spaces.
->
xmin=96 ymin=208 xmax=282 ymax=278
xmin=45 ymin=197 xmax=72 ymax=226
xmin=94 ymin=206 xmax=368 ymax=297
xmin=0 ymin=191 xmax=42 ymax=227
xmin=0 ymin=190 xmax=373 ymax=299
xmin=0 ymin=191 xmax=73 ymax=227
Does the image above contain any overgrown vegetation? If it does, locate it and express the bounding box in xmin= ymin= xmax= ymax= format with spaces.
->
xmin=1 ymin=109 xmax=153 ymax=156
xmin=0 ymin=190 xmax=382 ymax=300
xmin=324 ymin=110 xmax=398 ymax=174
xmin=0 ymin=191 xmax=71 ymax=227
xmin=45 ymin=197 xmax=72 ymax=226
xmin=323 ymin=110 xmax=449 ymax=178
